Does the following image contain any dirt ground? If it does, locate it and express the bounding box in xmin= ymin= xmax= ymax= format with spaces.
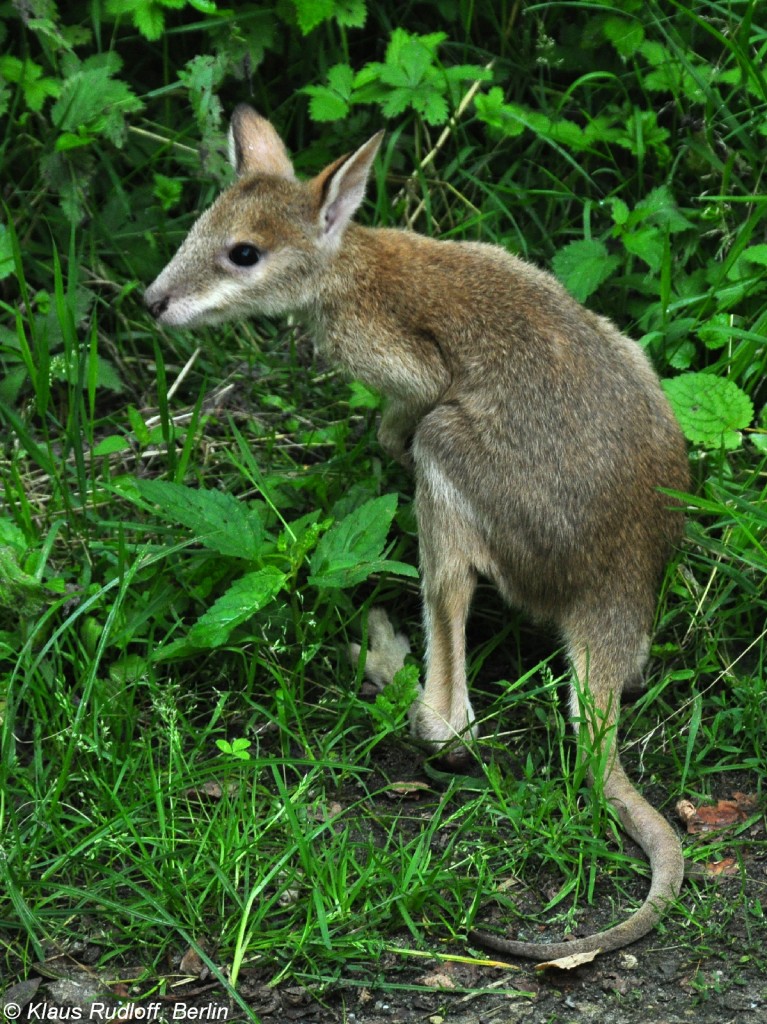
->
xmin=4 ymin=686 xmax=766 ymax=1024
xmin=5 ymin=769 xmax=766 ymax=1024
xmin=5 ymin=878 xmax=766 ymax=1024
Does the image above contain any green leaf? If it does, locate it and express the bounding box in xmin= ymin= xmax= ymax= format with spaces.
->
xmin=347 ymin=381 xmax=381 ymax=409
xmin=610 ymin=197 xmax=630 ymax=227
xmin=621 ymin=225 xmax=665 ymax=273
xmin=303 ymin=63 xmax=354 ymax=121
xmin=153 ymin=173 xmax=183 ymax=211
xmin=696 ymin=313 xmax=732 ymax=350
xmin=106 ymin=0 xmax=172 ymax=40
xmin=629 ymin=186 xmax=691 ymax=232
xmin=551 ymin=238 xmax=620 ymax=302
xmin=216 ymin=737 xmax=252 ymax=760
xmin=662 ymin=373 xmax=754 ymax=449
xmin=333 ymin=0 xmax=366 ymax=27
xmin=50 ymin=53 xmax=143 ymax=143
xmin=92 ymin=356 xmax=123 ymax=393
xmin=602 ymin=15 xmax=645 ymax=59
xmin=0 ymin=545 xmax=45 ymax=614
xmin=369 ymin=663 xmax=420 ymax=730
xmin=0 ymin=55 xmax=60 ymax=111
xmin=0 ymin=224 xmax=14 ymax=281
xmin=292 ymin=0 xmax=335 ymax=34
xmin=474 ymin=90 xmax=550 ymax=138
xmin=93 ymin=435 xmax=131 ymax=456
xmin=134 ymin=480 xmax=264 ymax=560
xmin=0 ymin=519 xmax=27 ymax=557
xmin=189 ymin=567 xmax=287 ymax=647
xmin=309 ymin=494 xmax=418 ymax=589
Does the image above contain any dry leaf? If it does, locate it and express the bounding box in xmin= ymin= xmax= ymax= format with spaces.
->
xmin=535 ymin=948 xmax=600 ymax=971
xmin=700 ymin=857 xmax=740 ymax=878
xmin=676 ymin=794 xmax=757 ymax=834
xmin=179 ymin=947 xmax=209 ymax=979
xmin=1 ymin=978 xmax=42 ymax=1013
xmin=308 ymin=800 xmax=343 ymax=821
xmin=186 ymin=780 xmax=239 ymax=801
xmin=419 ymin=971 xmax=456 ymax=989
xmin=384 ymin=781 xmax=432 ymax=799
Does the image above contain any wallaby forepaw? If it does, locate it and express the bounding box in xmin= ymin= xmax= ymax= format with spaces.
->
xmin=350 ymin=606 xmax=411 ymax=692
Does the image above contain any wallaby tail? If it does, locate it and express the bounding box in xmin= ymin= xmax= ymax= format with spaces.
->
xmin=469 ymin=760 xmax=684 ymax=959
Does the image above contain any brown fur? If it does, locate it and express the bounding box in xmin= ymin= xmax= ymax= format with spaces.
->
xmin=145 ymin=106 xmax=690 ymax=959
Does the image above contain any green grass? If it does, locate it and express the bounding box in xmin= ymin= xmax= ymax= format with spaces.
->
xmin=2 ymin=0 xmax=767 ymax=1008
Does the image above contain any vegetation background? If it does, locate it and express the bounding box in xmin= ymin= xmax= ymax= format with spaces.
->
xmin=1 ymin=0 xmax=765 ymax=1018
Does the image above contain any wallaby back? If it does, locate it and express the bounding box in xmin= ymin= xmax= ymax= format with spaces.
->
xmin=145 ymin=106 xmax=690 ymax=961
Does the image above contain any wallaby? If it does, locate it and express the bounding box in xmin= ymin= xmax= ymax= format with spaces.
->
xmin=145 ymin=105 xmax=690 ymax=959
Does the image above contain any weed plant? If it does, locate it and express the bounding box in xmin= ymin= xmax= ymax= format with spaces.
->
xmin=1 ymin=0 xmax=766 ymax=1005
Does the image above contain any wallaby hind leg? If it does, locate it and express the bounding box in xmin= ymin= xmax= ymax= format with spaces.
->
xmin=412 ymin=458 xmax=487 ymax=757
xmin=415 ymin=563 xmax=478 ymax=755
xmin=564 ymin=622 xmax=681 ymax=862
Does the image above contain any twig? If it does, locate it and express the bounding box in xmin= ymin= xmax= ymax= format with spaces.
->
xmin=394 ymin=60 xmax=495 ymax=214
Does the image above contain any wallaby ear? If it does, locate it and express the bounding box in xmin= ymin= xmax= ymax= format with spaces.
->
xmin=312 ymin=131 xmax=384 ymax=244
xmin=228 ymin=105 xmax=295 ymax=179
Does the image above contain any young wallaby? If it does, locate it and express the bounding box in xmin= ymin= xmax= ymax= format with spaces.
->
xmin=145 ymin=105 xmax=690 ymax=959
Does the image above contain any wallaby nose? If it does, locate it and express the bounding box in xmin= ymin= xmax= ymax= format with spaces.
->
xmin=146 ymin=292 xmax=170 ymax=319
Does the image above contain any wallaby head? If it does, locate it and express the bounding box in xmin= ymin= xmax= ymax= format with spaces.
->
xmin=144 ymin=105 xmax=383 ymax=327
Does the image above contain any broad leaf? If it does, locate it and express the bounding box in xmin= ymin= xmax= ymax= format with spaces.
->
xmin=662 ymin=373 xmax=754 ymax=450
xmin=309 ymin=494 xmax=418 ymax=589
xmin=552 ymin=239 xmax=620 ymax=302
xmin=135 ymin=480 xmax=264 ymax=560
xmin=189 ymin=567 xmax=287 ymax=647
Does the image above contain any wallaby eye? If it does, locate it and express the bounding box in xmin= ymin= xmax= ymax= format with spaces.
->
xmin=228 ymin=243 xmax=261 ymax=267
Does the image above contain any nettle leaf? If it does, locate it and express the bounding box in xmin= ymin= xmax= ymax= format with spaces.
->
xmin=135 ymin=480 xmax=264 ymax=560
xmin=0 ymin=518 xmax=27 ymax=557
xmin=697 ymin=313 xmax=732 ymax=350
xmin=629 ymin=185 xmax=691 ymax=232
xmin=621 ymin=225 xmax=665 ymax=273
xmin=552 ymin=239 xmax=620 ymax=302
xmin=662 ymin=372 xmax=754 ymax=450
xmin=92 ymin=356 xmax=124 ymax=393
xmin=51 ymin=52 xmax=142 ymax=144
xmin=309 ymin=493 xmax=418 ymax=589
xmin=729 ymin=244 xmax=767 ymax=281
xmin=189 ymin=567 xmax=287 ymax=648
xmin=106 ymin=0 xmax=186 ymax=41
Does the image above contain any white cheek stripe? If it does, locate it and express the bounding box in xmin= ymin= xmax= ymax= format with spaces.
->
xmin=161 ymin=278 xmax=246 ymax=326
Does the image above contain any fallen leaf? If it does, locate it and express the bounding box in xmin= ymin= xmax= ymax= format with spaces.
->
xmin=1 ymin=978 xmax=42 ymax=1013
xmin=179 ymin=946 xmax=212 ymax=980
xmin=676 ymin=794 xmax=757 ymax=833
xmin=535 ymin=949 xmax=600 ymax=971
xmin=308 ymin=800 xmax=343 ymax=821
xmin=383 ymin=781 xmax=432 ymax=799
xmin=185 ymin=780 xmax=240 ymax=801
xmin=419 ymin=971 xmax=456 ymax=989
xmin=698 ymin=857 xmax=740 ymax=878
